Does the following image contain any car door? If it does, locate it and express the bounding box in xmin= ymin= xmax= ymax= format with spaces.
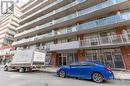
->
xmin=68 ymin=63 xmax=80 ymax=77
xmin=77 ymin=62 xmax=95 ymax=79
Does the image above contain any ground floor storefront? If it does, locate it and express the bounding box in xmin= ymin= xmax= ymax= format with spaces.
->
xmin=50 ymin=47 xmax=130 ymax=70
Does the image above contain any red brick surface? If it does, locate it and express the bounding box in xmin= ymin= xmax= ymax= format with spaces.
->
xmin=77 ymin=50 xmax=85 ymax=62
xmin=115 ymin=26 xmax=126 ymax=34
xmin=51 ymin=52 xmax=58 ymax=67
xmin=121 ymin=46 xmax=130 ymax=70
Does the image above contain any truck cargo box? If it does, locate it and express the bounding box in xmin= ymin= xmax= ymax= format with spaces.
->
xmin=4 ymin=49 xmax=47 ymax=73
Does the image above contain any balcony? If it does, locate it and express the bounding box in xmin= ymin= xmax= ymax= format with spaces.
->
xmin=15 ymin=0 xmax=129 ymax=39
xmin=8 ymin=30 xmax=16 ymax=35
xmin=22 ymin=0 xmax=34 ymax=12
xmin=13 ymin=32 xmax=130 ymax=50
xmin=17 ymin=0 xmax=108 ymax=32
xmin=12 ymin=17 xmax=19 ymax=22
xmin=14 ymin=11 xmax=130 ymax=46
xmin=18 ymin=0 xmax=86 ymax=31
xmin=50 ymin=41 xmax=80 ymax=51
xmin=11 ymin=22 xmax=19 ymax=27
xmin=50 ymin=34 xmax=130 ymax=51
xmin=9 ymin=25 xmax=16 ymax=30
xmin=79 ymin=11 xmax=130 ymax=31
xmin=80 ymin=34 xmax=130 ymax=48
xmin=21 ymin=0 xmax=52 ymax=19
xmin=20 ymin=0 xmax=65 ymax=25
xmin=12 ymin=37 xmax=35 ymax=46
xmin=13 ymin=32 xmax=54 ymax=46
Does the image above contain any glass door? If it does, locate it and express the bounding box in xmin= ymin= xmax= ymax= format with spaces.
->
xmin=62 ymin=57 xmax=67 ymax=66
xmin=113 ymin=53 xmax=124 ymax=68
xmin=58 ymin=54 xmax=62 ymax=66
xmin=104 ymin=52 xmax=115 ymax=68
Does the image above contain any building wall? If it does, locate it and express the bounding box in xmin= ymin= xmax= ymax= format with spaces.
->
xmin=0 ymin=5 xmax=21 ymax=65
xmin=13 ymin=0 xmax=130 ymax=70
xmin=121 ymin=46 xmax=130 ymax=70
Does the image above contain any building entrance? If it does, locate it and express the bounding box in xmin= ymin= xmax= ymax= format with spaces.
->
xmin=58 ymin=53 xmax=78 ymax=66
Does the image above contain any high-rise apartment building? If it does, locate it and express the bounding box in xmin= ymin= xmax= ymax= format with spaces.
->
xmin=0 ymin=5 xmax=21 ymax=64
xmin=13 ymin=0 xmax=130 ymax=70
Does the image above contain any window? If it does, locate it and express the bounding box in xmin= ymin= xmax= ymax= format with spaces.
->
xmin=80 ymin=62 xmax=96 ymax=66
xmin=70 ymin=62 xmax=80 ymax=66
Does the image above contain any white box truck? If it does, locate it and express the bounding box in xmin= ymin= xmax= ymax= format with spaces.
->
xmin=4 ymin=49 xmax=46 ymax=73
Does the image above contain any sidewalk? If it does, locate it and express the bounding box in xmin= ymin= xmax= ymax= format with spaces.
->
xmin=41 ymin=67 xmax=130 ymax=80
xmin=113 ymin=71 xmax=130 ymax=80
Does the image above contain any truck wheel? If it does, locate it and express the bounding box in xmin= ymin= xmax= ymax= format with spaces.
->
xmin=19 ymin=68 xmax=25 ymax=73
xmin=4 ymin=66 xmax=8 ymax=71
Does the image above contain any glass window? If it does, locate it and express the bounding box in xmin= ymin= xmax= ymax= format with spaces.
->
xmin=70 ymin=62 xmax=80 ymax=66
xmin=80 ymin=62 xmax=96 ymax=66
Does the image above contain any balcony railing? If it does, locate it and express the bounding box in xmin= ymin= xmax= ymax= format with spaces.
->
xmin=13 ymin=32 xmax=54 ymax=46
xmin=22 ymin=0 xmax=48 ymax=17
xmin=16 ymin=0 xmax=128 ymax=38
xmin=79 ymin=11 xmax=130 ymax=31
xmin=50 ymin=33 xmax=130 ymax=51
xmin=20 ymin=0 xmax=64 ymax=25
xmin=80 ymin=34 xmax=130 ymax=48
xmin=18 ymin=0 xmax=86 ymax=31
xmin=50 ymin=41 xmax=80 ymax=51
xmin=14 ymin=33 xmax=130 ymax=51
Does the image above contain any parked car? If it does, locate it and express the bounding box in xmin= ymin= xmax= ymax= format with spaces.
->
xmin=57 ymin=61 xmax=115 ymax=83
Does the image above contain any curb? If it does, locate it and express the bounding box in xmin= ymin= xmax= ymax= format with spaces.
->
xmin=39 ymin=70 xmax=56 ymax=73
xmin=115 ymin=79 xmax=130 ymax=81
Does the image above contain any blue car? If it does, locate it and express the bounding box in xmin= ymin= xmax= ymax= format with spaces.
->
xmin=57 ymin=61 xmax=115 ymax=83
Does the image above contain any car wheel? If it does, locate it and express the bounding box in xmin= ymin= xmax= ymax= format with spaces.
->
xmin=4 ymin=66 xmax=8 ymax=71
xmin=19 ymin=68 xmax=25 ymax=73
xmin=92 ymin=72 xmax=103 ymax=83
xmin=59 ymin=70 xmax=66 ymax=78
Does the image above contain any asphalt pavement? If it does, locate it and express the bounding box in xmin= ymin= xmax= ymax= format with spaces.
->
xmin=0 ymin=68 xmax=130 ymax=86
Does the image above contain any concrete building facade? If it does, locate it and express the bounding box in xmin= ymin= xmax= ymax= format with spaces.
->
xmin=13 ymin=0 xmax=130 ymax=70
xmin=0 ymin=5 xmax=21 ymax=64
